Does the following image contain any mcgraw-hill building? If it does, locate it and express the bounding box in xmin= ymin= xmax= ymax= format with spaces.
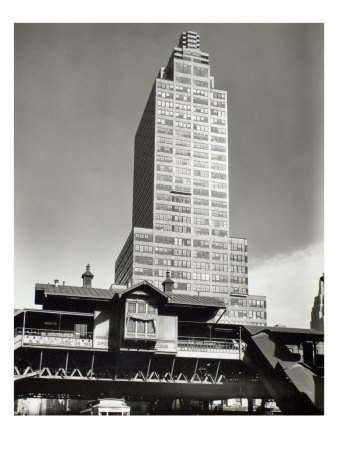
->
xmin=115 ymin=31 xmax=267 ymax=326
xmin=14 ymin=31 xmax=324 ymax=416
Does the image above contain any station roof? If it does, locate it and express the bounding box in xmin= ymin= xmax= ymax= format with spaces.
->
xmin=243 ymin=325 xmax=324 ymax=338
xmin=34 ymin=281 xmax=226 ymax=309
xmin=35 ymin=283 xmax=114 ymax=301
xmin=168 ymin=294 xmax=226 ymax=308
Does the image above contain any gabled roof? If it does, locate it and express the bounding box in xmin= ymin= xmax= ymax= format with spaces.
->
xmin=34 ymin=281 xmax=227 ymax=309
xmin=120 ymin=280 xmax=168 ymax=299
xmin=120 ymin=281 xmax=226 ymax=308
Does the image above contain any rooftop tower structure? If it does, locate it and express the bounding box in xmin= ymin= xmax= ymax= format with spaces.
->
xmin=115 ymin=31 xmax=267 ymax=325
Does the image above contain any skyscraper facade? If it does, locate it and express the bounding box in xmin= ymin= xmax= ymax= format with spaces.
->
xmin=310 ymin=274 xmax=324 ymax=332
xmin=115 ymin=31 xmax=267 ymax=325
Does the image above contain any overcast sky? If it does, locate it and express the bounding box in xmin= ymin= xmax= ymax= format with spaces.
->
xmin=14 ymin=23 xmax=324 ymax=327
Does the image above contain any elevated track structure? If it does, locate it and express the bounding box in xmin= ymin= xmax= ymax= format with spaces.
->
xmin=14 ymin=271 xmax=324 ymax=414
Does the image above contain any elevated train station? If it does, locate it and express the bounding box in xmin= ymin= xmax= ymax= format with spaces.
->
xmin=14 ymin=266 xmax=324 ymax=415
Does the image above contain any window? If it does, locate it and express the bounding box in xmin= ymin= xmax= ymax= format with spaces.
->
xmin=137 ymin=321 xmax=146 ymax=333
xmin=158 ymin=109 xmax=174 ymax=117
xmin=193 ymin=98 xmax=208 ymax=106
xmin=211 ymin=135 xmax=226 ymax=144
xmin=158 ymin=91 xmax=173 ymax=99
xmin=193 ymin=284 xmax=210 ymax=292
xmin=193 ymin=188 xmax=209 ymax=197
xmin=137 ymin=303 xmax=146 ymax=313
xmin=176 ymin=85 xmax=191 ymax=93
xmin=176 ymin=112 xmax=191 ymax=120
xmin=211 ymin=191 xmax=227 ymax=199
xmin=175 ymin=148 xmax=191 ymax=157
xmin=194 ymin=198 xmax=209 ymax=206
xmin=212 ymin=274 xmax=228 ymax=283
xmin=194 ymin=179 xmax=208 ymax=188
xmin=193 ymin=88 xmax=208 ymax=97
xmin=194 ymin=261 xmax=209 ymax=270
xmin=212 ymin=92 xmax=226 ymax=99
xmin=193 ymin=151 xmax=209 ymax=160
xmin=74 ymin=323 xmax=87 ymax=336
xmin=128 ymin=303 xmax=136 ymax=313
xmin=157 ymin=128 xmax=173 ymax=136
xmin=157 ymin=146 xmax=173 ymax=155
xmin=212 ymin=241 xmax=228 ymax=250
xmin=211 ymin=154 xmax=226 ymax=162
xmin=193 ymin=115 xmax=208 ymax=123
xmin=211 ymin=145 xmax=226 ymax=153
xmin=127 ymin=319 xmax=136 ymax=332
xmin=176 ymin=103 xmax=191 ymax=111
xmin=193 ymin=250 xmax=210 ymax=259
xmin=176 ymin=62 xmax=191 ymax=74
xmin=135 ymin=233 xmax=153 ymax=242
xmin=176 ymin=76 xmax=191 ymax=84
xmin=211 ymin=172 xmax=227 ymax=180
xmin=194 ymin=208 xmax=209 ymax=216
xmin=193 ymin=239 xmax=209 ymax=248
xmin=193 ymin=273 xmax=210 ymax=281
xmin=175 ymin=282 xmax=191 ymax=291
xmin=147 ymin=321 xmax=155 ymax=334
xmin=135 ymin=244 xmax=153 ymax=253
xmin=158 ymin=100 xmax=174 ymax=108
xmin=193 ymin=66 xmax=209 ymax=77
xmin=135 ymin=267 xmax=153 ymax=276
xmin=194 ymin=79 xmax=208 ymax=87
xmin=212 ymin=286 xmax=228 ymax=294
xmin=194 ymin=227 xmax=209 ymax=235
xmin=193 ymin=106 xmax=208 ymax=114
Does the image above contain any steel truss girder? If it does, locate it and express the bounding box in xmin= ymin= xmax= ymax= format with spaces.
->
xmin=14 ymin=349 xmax=267 ymax=401
xmin=14 ymin=364 xmax=257 ymax=385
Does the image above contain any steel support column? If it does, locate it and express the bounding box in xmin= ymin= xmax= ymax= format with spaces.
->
xmin=65 ymin=352 xmax=69 ymax=375
xmin=146 ymin=356 xmax=152 ymax=380
xmin=248 ymin=397 xmax=254 ymax=414
xmin=215 ymin=360 xmax=220 ymax=383
xmin=170 ymin=357 xmax=176 ymax=378
xmin=39 ymin=350 xmax=43 ymax=375
xmin=90 ymin=352 xmax=95 ymax=378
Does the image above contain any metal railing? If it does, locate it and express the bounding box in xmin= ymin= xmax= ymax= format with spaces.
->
xmin=14 ymin=327 xmax=93 ymax=348
xmin=177 ymin=336 xmax=246 ymax=353
xmin=14 ymin=328 xmax=246 ymax=355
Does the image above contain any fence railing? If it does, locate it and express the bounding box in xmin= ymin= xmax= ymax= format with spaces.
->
xmin=14 ymin=328 xmax=246 ymax=355
xmin=14 ymin=327 xmax=93 ymax=348
xmin=177 ymin=336 xmax=246 ymax=354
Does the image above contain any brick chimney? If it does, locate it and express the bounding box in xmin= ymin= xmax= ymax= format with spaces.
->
xmin=81 ymin=264 xmax=94 ymax=288
xmin=162 ymin=270 xmax=174 ymax=298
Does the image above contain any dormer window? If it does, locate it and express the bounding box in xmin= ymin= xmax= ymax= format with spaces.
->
xmin=138 ymin=303 xmax=146 ymax=313
xmin=125 ymin=298 xmax=158 ymax=340
xmin=128 ymin=302 xmax=136 ymax=313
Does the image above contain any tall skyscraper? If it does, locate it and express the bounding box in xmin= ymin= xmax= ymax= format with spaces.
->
xmin=310 ymin=274 xmax=324 ymax=332
xmin=115 ymin=31 xmax=267 ymax=325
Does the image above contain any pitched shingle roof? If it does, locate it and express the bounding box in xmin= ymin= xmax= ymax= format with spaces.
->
xmin=168 ymin=294 xmax=226 ymax=308
xmin=35 ymin=283 xmax=114 ymax=300
xmin=35 ymin=281 xmax=227 ymax=309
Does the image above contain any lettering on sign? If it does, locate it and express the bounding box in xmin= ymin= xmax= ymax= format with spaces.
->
xmin=95 ymin=338 xmax=109 ymax=348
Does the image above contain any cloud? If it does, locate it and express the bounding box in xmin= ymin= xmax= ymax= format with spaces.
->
xmin=248 ymin=242 xmax=324 ymax=328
